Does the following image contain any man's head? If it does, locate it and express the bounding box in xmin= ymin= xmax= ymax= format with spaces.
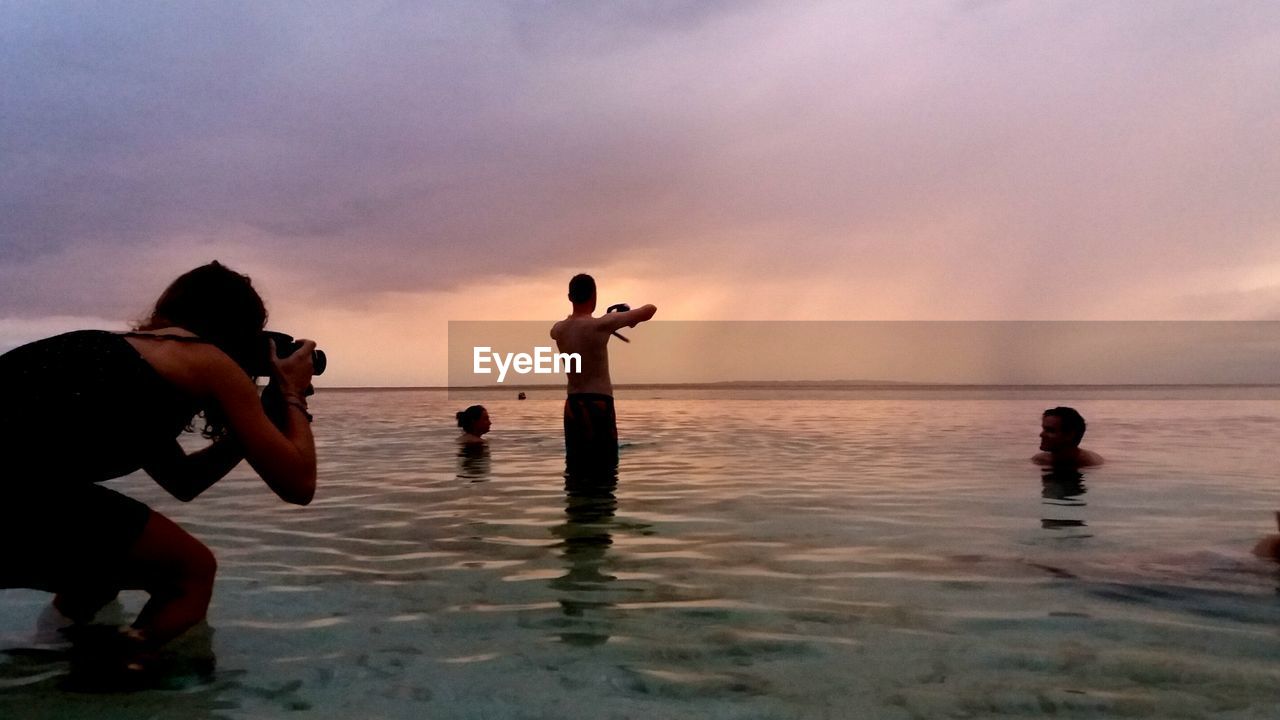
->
xmin=1040 ymin=406 xmax=1086 ymax=452
xmin=568 ymin=273 xmax=596 ymax=309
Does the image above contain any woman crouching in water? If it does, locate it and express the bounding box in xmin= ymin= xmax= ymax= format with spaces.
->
xmin=0 ymin=262 xmax=317 ymax=679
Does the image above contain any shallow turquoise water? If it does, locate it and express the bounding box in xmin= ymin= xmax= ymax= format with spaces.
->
xmin=3 ymin=390 xmax=1280 ymax=718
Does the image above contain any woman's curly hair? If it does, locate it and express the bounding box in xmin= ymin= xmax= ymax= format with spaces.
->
xmin=136 ymin=261 xmax=268 ymax=438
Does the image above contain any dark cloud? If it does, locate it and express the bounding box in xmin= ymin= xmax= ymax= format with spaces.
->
xmin=2 ymin=1 xmax=1278 ymax=320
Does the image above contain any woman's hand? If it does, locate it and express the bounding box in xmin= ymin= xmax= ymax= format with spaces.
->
xmin=270 ymin=338 xmax=317 ymax=399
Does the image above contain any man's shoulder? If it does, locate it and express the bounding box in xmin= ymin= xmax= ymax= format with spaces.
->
xmin=551 ymin=316 xmax=584 ymax=334
xmin=1078 ymin=449 xmax=1105 ymax=466
xmin=1031 ymin=449 xmax=1104 ymax=468
xmin=556 ymin=315 xmax=606 ymax=332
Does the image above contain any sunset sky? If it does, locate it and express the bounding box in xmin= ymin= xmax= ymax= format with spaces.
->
xmin=2 ymin=1 xmax=1278 ymax=386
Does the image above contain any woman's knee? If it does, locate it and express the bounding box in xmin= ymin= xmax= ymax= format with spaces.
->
xmin=126 ymin=512 xmax=218 ymax=597
xmin=184 ymin=541 xmax=217 ymax=594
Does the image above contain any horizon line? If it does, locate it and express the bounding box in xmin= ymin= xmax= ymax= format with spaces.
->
xmin=313 ymin=381 xmax=1280 ymax=391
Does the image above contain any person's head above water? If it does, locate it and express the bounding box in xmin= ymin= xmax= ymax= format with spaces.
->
xmin=457 ymin=405 xmax=491 ymax=439
xmin=1035 ymin=406 xmax=1102 ymax=467
xmin=1041 ymin=407 xmax=1086 ymax=450
xmin=138 ymin=261 xmax=268 ymax=374
xmin=568 ymin=273 xmax=596 ymax=311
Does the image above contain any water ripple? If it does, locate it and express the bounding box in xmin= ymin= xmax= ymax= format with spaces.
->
xmin=3 ymin=393 xmax=1279 ymax=717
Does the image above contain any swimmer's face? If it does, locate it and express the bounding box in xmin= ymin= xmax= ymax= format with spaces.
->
xmin=1039 ymin=415 xmax=1076 ymax=452
xmin=475 ymin=409 xmax=491 ymax=436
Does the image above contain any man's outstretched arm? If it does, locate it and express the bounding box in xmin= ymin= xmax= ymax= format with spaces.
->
xmin=600 ymin=304 xmax=657 ymax=333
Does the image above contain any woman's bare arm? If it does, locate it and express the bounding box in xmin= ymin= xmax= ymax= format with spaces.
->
xmin=128 ymin=331 xmax=317 ymax=505
xmin=144 ymin=437 xmax=245 ymax=502
xmin=218 ymin=342 xmax=316 ymax=504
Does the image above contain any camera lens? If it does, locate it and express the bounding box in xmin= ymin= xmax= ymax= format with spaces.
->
xmin=312 ymin=349 xmax=327 ymax=376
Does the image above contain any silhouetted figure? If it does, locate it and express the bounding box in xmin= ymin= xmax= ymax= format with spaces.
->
xmin=1032 ymin=406 xmax=1104 ymax=467
xmin=550 ymin=273 xmax=656 ymax=473
xmin=456 ymin=405 xmax=490 ymax=444
xmin=0 ymin=262 xmax=318 ymax=682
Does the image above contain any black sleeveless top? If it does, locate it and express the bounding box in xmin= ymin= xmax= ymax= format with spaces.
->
xmin=0 ymin=330 xmax=198 ymax=483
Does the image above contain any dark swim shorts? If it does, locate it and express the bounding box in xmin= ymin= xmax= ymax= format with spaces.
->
xmin=563 ymin=393 xmax=619 ymax=471
xmin=0 ymin=482 xmax=151 ymax=593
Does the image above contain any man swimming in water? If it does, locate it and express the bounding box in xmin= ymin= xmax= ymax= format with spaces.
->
xmin=550 ymin=274 xmax=656 ymax=471
xmin=1032 ymin=406 xmax=1104 ymax=467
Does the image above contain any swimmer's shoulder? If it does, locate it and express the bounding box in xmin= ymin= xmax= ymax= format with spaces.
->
xmin=1078 ymin=449 xmax=1104 ymax=466
xmin=1030 ymin=450 xmax=1104 ymax=468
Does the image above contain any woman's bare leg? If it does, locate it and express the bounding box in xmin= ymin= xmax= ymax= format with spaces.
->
xmin=119 ymin=512 xmax=218 ymax=648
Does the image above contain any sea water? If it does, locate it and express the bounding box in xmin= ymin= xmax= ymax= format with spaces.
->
xmin=2 ymin=389 xmax=1279 ymax=718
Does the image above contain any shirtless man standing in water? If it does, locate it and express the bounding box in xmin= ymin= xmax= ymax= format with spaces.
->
xmin=550 ymin=274 xmax=656 ymax=470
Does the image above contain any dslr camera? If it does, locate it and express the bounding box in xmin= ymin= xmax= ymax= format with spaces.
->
xmin=605 ymin=303 xmax=631 ymax=342
xmin=255 ymin=331 xmax=327 ymax=376
xmin=257 ymin=331 xmax=325 ymax=426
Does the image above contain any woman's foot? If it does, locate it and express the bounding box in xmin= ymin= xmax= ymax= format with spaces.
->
xmin=62 ymin=625 xmax=155 ymax=692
